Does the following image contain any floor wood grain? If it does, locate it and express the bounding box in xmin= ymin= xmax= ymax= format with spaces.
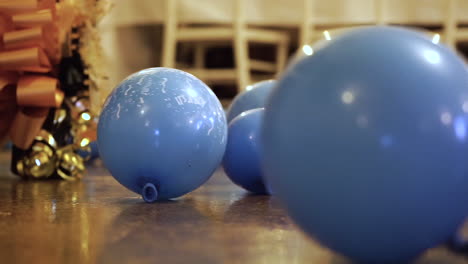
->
xmin=0 ymin=152 xmax=467 ymax=264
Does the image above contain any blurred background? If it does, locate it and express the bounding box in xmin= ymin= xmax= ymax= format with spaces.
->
xmin=98 ymin=0 xmax=468 ymax=106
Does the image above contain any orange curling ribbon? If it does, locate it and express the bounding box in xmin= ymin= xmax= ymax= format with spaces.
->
xmin=0 ymin=0 xmax=55 ymax=14
xmin=17 ymin=75 xmax=63 ymax=107
xmin=3 ymin=27 xmax=44 ymax=49
xmin=0 ymin=0 xmax=63 ymax=150
xmin=0 ymin=47 xmax=51 ymax=72
xmin=12 ymin=9 xmax=53 ymax=28
xmin=9 ymin=106 xmax=49 ymax=150
xmin=0 ymin=73 xmax=62 ymax=149
xmin=0 ymin=14 xmax=12 ymax=36
xmin=0 ymin=0 xmax=38 ymax=14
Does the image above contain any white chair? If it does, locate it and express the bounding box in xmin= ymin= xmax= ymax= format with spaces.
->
xmin=299 ymin=0 xmax=385 ymax=47
xmin=161 ymin=0 xmax=291 ymax=92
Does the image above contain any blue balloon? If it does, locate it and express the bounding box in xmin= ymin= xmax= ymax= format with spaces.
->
xmin=223 ymin=108 xmax=268 ymax=194
xmin=226 ymin=80 xmax=276 ymax=123
xmin=77 ymin=141 xmax=100 ymax=162
xmin=262 ymin=26 xmax=468 ymax=263
xmin=98 ymin=68 xmax=227 ymax=202
xmin=89 ymin=141 xmax=99 ymax=160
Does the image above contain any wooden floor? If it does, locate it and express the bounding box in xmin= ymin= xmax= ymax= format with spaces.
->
xmin=0 ymin=152 xmax=468 ymax=264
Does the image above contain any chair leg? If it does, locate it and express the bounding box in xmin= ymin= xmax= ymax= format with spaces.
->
xmin=444 ymin=0 xmax=457 ymax=50
xmin=299 ymin=0 xmax=314 ymax=47
xmin=234 ymin=0 xmax=250 ymax=93
xmin=234 ymin=38 xmax=250 ymax=92
xmin=194 ymin=44 xmax=206 ymax=69
xmin=162 ymin=27 xmax=176 ymax=68
xmin=300 ymin=25 xmax=311 ymax=48
xmin=276 ymin=41 xmax=289 ymax=74
xmin=375 ymin=0 xmax=386 ymax=25
xmin=162 ymin=0 xmax=177 ymax=68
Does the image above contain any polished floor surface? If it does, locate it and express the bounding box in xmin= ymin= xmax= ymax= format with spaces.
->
xmin=0 ymin=152 xmax=467 ymax=264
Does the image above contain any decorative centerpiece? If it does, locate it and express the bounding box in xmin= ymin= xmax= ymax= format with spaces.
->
xmin=0 ymin=0 xmax=109 ymax=180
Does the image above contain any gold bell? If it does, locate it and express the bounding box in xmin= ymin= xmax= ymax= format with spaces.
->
xmin=53 ymin=108 xmax=68 ymax=126
xmin=75 ymin=138 xmax=92 ymax=161
xmin=68 ymin=94 xmax=92 ymax=125
xmin=57 ymin=146 xmax=85 ymax=181
xmin=78 ymin=111 xmax=93 ymax=126
xmin=16 ymin=130 xmax=58 ymax=179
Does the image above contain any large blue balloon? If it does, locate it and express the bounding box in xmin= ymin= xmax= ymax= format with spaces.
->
xmin=223 ymin=108 xmax=268 ymax=194
xmin=98 ymin=68 xmax=227 ymax=202
xmin=226 ymin=80 xmax=276 ymax=123
xmin=262 ymin=26 xmax=468 ymax=263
